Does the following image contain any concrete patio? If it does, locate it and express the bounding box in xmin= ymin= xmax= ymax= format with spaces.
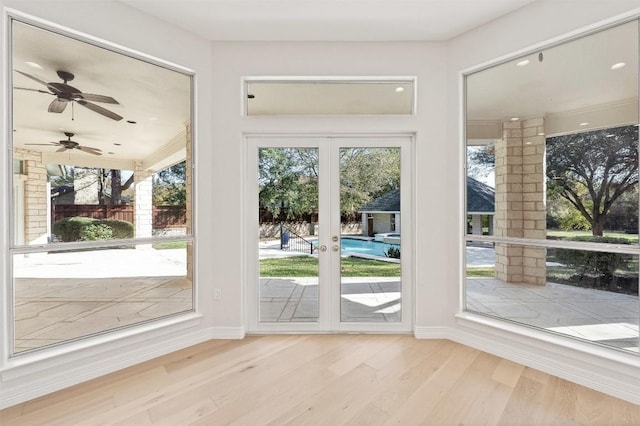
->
xmin=10 ymin=244 xmax=639 ymax=356
xmin=13 ymin=248 xmax=192 ymax=353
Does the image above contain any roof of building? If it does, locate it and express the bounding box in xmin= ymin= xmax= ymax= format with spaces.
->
xmin=359 ymin=188 xmax=401 ymax=213
xmin=467 ymin=176 xmax=495 ymax=214
xmin=358 ymin=177 xmax=494 ymax=214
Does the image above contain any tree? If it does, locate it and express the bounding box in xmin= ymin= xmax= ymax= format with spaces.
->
xmin=153 ymin=161 xmax=187 ymax=206
xmin=339 ymin=148 xmax=400 ymax=219
xmin=546 ymin=125 xmax=638 ymax=236
xmin=466 ymin=145 xmax=495 ymax=180
xmin=98 ymin=169 xmax=134 ymax=206
xmin=259 ymin=148 xmax=318 ymax=219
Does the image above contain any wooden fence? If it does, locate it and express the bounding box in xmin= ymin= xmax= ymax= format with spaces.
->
xmin=52 ymin=205 xmax=186 ymax=228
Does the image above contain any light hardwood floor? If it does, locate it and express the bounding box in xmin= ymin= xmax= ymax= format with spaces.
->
xmin=1 ymin=335 xmax=639 ymax=425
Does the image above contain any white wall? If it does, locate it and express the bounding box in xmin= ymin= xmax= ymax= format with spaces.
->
xmin=210 ymin=40 xmax=449 ymax=329
xmin=444 ymin=0 xmax=640 ymax=405
xmin=0 ymin=0 xmax=221 ymax=408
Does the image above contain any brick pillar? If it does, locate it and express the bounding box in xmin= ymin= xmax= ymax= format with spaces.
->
xmin=185 ymin=121 xmax=193 ymax=279
xmin=494 ymin=118 xmax=547 ymax=285
xmin=134 ymin=161 xmax=153 ymax=242
xmin=13 ymin=148 xmax=48 ymax=245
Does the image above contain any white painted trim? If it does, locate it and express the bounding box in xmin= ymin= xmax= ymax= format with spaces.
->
xmin=0 ymin=324 xmax=244 ymax=409
xmin=415 ymin=320 xmax=640 ymax=406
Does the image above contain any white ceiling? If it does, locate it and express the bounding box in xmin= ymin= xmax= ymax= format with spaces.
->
xmin=120 ymin=0 xmax=537 ymax=42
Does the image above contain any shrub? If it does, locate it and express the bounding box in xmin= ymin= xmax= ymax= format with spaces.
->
xmin=100 ymin=220 xmax=134 ymax=239
xmin=53 ymin=216 xmax=134 ymax=242
xmin=385 ymin=246 xmax=401 ymax=259
xmin=80 ymin=223 xmax=113 ymax=241
xmin=554 ymin=236 xmax=631 ymax=289
xmin=53 ymin=217 xmax=96 ymax=242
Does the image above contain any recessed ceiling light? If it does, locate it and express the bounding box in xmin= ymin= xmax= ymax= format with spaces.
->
xmin=510 ymin=117 xmax=519 ymax=121
xmin=516 ymin=59 xmax=530 ymax=67
xmin=395 ymin=87 xmax=405 ymax=93
xmin=537 ymin=132 xmax=545 ymax=136
xmin=108 ymin=152 xmax=115 ymax=155
xmin=127 ymin=120 xmax=136 ymax=124
xmin=114 ymin=143 xmax=121 ymax=146
xmin=579 ymin=122 xmax=589 ymax=126
xmin=610 ymin=62 xmax=626 ymax=70
xmin=26 ymin=61 xmax=42 ymax=69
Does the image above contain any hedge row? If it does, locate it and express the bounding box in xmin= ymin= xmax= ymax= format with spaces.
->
xmin=53 ymin=217 xmax=134 ymax=242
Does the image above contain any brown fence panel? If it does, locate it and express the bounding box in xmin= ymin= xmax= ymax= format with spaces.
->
xmin=153 ymin=206 xmax=187 ymax=228
xmin=52 ymin=204 xmax=187 ymax=228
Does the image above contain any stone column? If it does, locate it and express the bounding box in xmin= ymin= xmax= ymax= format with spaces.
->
xmin=494 ymin=118 xmax=547 ymax=285
xmin=13 ymin=148 xmax=48 ymax=245
xmin=134 ymin=161 xmax=153 ymax=243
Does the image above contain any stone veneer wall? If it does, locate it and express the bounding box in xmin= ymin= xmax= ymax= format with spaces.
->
xmin=493 ymin=118 xmax=547 ymax=285
xmin=134 ymin=161 xmax=153 ymax=240
xmin=13 ymin=148 xmax=48 ymax=245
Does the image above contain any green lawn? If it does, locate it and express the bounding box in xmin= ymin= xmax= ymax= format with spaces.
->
xmin=260 ymin=256 xmax=401 ymax=277
xmin=547 ymin=230 xmax=638 ymax=243
xmin=152 ymin=241 xmax=188 ymax=249
xmin=466 ymin=267 xmax=495 ymax=278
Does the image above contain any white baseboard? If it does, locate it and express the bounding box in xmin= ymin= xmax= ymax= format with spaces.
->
xmin=415 ymin=323 xmax=640 ymax=406
xmin=0 ymin=325 xmax=245 ymax=409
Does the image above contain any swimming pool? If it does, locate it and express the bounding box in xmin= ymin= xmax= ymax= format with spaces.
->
xmin=340 ymin=237 xmax=400 ymax=258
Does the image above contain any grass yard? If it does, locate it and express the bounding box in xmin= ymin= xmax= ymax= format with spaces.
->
xmin=547 ymin=230 xmax=638 ymax=243
xmin=466 ymin=267 xmax=495 ymax=278
xmin=260 ymin=256 xmax=401 ymax=277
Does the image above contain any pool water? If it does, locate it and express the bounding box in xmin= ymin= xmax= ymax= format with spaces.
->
xmin=340 ymin=237 xmax=400 ymax=257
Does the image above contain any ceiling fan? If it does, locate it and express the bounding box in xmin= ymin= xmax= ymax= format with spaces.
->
xmin=26 ymin=132 xmax=103 ymax=156
xmin=14 ymin=70 xmax=123 ymax=121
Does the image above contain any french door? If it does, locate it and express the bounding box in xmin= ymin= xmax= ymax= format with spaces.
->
xmin=246 ymin=135 xmax=413 ymax=332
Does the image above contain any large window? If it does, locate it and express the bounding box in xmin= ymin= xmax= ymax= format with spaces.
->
xmin=9 ymin=19 xmax=194 ymax=354
xmin=464 ymin=20 xmax=639 ymax=354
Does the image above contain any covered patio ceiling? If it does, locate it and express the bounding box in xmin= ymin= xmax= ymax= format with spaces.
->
xmin=11 ymin=20 xmax=191 ymax=172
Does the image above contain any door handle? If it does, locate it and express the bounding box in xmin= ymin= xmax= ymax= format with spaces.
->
xmin=332 ymin=244 xmax=340 ymax=252
xmin=319 ymin=245 xmax=327 ymax=252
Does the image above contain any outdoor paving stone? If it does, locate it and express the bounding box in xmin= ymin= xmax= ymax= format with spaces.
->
xmin=260 ymin=301 xmax=288 ymax=321
xmin=279 ymin=301 xmax=299 ymax=321
xmin=139 ymin=302 xmax=192 ymax=317
xmin=91 ymin=302 xmax=156 ymax=318
xmin=36 ymin=302 xmax=102 ymax=319
xmin=14 ymin=302 xmax=63 ymax=320
xmin=566 ymin=301 xmax=639 ymax=319
xmin=493 ymin=287 xmax=548 ymax=299
xmin=15 ymin=317 xmax=66 ymax=337
xmin=480 ymin=301 xmax=540 ymax=319
xmin=293 ymin=300 xmax=319 ymax=319
xmin=26 ymin=317 xmax=121 ymax=340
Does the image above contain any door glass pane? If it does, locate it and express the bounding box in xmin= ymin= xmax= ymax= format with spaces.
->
xmin=339 ymin=147 xmax=401 ymax=322
xmin=258 ymin=148 xmax=319 ymax=322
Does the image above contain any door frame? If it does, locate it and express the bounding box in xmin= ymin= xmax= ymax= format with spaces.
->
xmin=244 ymin=133 xmax=415 ymax=333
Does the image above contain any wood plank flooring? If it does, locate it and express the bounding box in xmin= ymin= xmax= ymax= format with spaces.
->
xmin=1 ymin=335 xmax=639 ymax=425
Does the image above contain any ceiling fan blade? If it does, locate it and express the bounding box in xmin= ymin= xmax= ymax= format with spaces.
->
xmin=56 ymin=147 xmax=68 ymax=153
xmin=14 ymin=70 xmax=49 ymax=87
xmin=25 ymin=143 xmax=58 ymax=146
xmin=78 ymin=146 xmax=103 ymax=156
xmin=75 ymin=93 xmax=119 ymax=104
xmin=14 ymin=87 xmax=53 ymax=94
xmin=48 ymin=99 xmax=68 ymax=113
xmin=77 ymin=100 xmax=123 ymax=121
